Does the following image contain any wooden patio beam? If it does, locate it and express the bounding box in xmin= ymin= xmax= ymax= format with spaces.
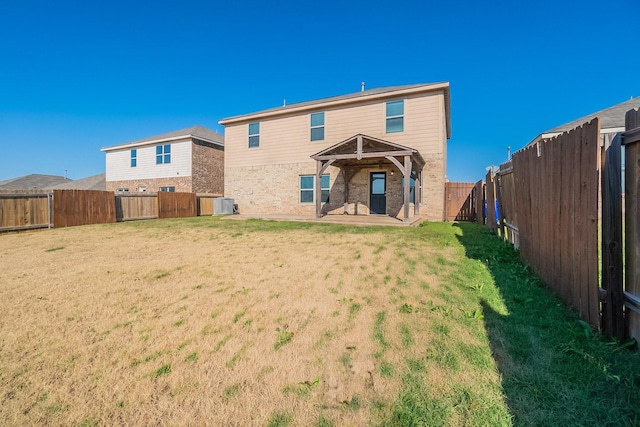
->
xmin=316 ymin=160 xmax=322 ymax=218
xmin=384 ymin=155 xmax=406 ymax=175
xmin=414 ymin=169 xmax=421 ymax=216
xmin=313 ymin=150 xmax=414 ymax=161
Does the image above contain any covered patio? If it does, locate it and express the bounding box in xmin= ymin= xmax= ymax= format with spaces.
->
xmin=221 ymin=212 xmax=424 ymax=227
xmin=310 ymin=134 xmax=425 ymax=222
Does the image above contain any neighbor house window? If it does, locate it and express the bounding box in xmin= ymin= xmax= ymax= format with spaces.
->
xmin=156 ymin=144 xmax=171 ymax=164
xmin=310 ymin=112 xmax=325 ymax=141
xmin=116 ymin=188 xmax=129 ymax=193
xmin=300 ymin=174 xmax=330 ymax=203
xmin=248 ymin=122 xmax=260 ymax=148
xmin=130 ymin=149 xmax=137 ymax=167
xmin=160 ymin=186 xmax=175 ymax=192
xmin=386 ymin=100 xmax=404 ymax=133
xmin=402 ymin=177 xmax=416 ymax=204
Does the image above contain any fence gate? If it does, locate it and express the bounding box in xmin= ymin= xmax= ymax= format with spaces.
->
xmin=444 ymin=182 xmax=475 ymax=221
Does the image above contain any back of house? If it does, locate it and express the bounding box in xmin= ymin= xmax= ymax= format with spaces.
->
xmin=219 ymin=83 xmax=450 ymax=221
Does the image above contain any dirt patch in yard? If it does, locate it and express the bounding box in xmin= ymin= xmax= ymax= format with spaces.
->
xmin=0 ymin=218 xmax=472 ymax=426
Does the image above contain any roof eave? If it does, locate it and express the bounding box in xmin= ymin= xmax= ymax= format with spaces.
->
xmin=219 ymin=83 xmax=450 ymax=126
xmin=101 ymin=134 xmax=223 ymax=152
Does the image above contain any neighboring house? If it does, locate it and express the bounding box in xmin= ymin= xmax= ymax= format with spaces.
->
xmin=527 ymin=97 xmax=640 ymax=148
xmin=102 ymin=126 xmax=224 ymax=194
xmin=219 ymin=83 xmax=450 ymax=221
xmin=50 ymin=173 xmax=106 ymax=191
xmin=0 ymin=174 xmax=71 ymax=191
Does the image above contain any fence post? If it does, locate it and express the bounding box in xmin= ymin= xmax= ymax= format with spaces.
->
xmin=601 ymin=133 xmax=624 ymax=340
xmin=48 ymin=192 xmax=53 ymax=229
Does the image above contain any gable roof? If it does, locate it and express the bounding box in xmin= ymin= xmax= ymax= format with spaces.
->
xmin=50 ymin=173 xmax=106 ymax=191
xmin=311 ymin=134 xmax=425 ymax=169
xmin=219 ymin=83 xmax=451 ymax=139
xmin=102 ymin=125 xmax=224 ymax=152
xmin=0 ymin=174 xmax=71 ymax=190
xmin=528 ymin=98 xmax=640 ymax=146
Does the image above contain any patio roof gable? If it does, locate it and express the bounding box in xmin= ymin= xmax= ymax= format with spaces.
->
xmin=310 ymin=134 xmax=424 ymax=166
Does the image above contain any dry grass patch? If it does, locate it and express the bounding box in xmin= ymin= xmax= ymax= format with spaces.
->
xmin=0 ymin=219 xmax=514 ymax=425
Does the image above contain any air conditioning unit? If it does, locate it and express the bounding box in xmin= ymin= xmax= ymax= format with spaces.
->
xmin=214 ymin=197 xmax=235 ymax=215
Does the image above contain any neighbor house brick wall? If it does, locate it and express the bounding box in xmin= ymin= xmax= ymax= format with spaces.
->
xmin=106 ymin=177 xmax=192 ymax=193
xmin=192 ymin=139 xmax=224 ymax=194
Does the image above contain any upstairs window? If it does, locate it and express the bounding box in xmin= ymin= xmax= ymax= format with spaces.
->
xmin=386 ymin=100 xmax=404 ymax=133
xmin=130 ymin=149 xmax=137 ymax=167
xmin=156 ymin=144 xmax=171 ymax=164
xmin=310 ymin=112 xmax=325 ymax=141
xmin=248 ymin=122 xmax=260 ymax=148
xmin=300 ymin=174 xmax=330 ymax=203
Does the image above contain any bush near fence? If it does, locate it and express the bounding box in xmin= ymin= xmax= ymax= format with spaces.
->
xmin=0 ymin=191 xmax=223 ymax=231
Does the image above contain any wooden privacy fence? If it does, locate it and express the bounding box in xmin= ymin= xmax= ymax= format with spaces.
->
xmin=0 ymin=191 xmax=223 ymax=231
xmin=495 ymin=161 xmax=518 ymax=248
xmin=489 ymin=119 xmax=601 ymax=330
xmin=444 ymin=182 xmax=476 ymax=221
xmin=158 ymin=192 xmax=197 ymax=219
xmin=487 ymin=113 xmax=640 ymax=343
xmin=474 ymin=180 xmax=484 ymax=224
xmin=622 ymin=109 xmax=640 ymax=344
xmin=53 ymin=190 xmax=117 ymax=228
xmin=115 ymin=194 xmax=158 ymax=221
xmin=0 ymin=193 xmax=52 ymax=231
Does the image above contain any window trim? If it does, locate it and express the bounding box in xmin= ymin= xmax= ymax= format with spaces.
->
xmin=156 ymin=144 xmax=171 ymax=164
xmin=300 ymin=174 xmax=330 ymax=204
xmin=310 ymin=112 xmax=325 ymax=141
xmin=386 ymin=100 xmax=404 ymax=133
xmin=248 ymin=122 xmax=260 ymax=148
xmin=130 ymin=149 xmax=137 ymax=168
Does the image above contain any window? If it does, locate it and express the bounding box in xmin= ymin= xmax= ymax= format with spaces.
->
xmin=300 ymin=174 xmax=330 ymax=203
xmin=116 ymin=188 xmax=129 ymax=193
xmin=402 ymin=177 xmax=416 ymax=204
xmin=386 ymin=100 xmax=404 ymax=133
xmin=156 ymin=144 xmax=171 ymax=164
xmin=160 ymin=186 xmax=175 ymax=192
xmin=248 ymin=122 xmax=260 ymax=148
xmin=130 ymin=149 xmax=137 ymax=167
xmin=310 ymin=112 xmax=325 ymax=141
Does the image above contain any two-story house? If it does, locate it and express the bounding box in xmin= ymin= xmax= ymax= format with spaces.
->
xmin=102 ymin=125 xmax=224 ymax=194
xmin=219 ymin=83 xmax=450 ymax=221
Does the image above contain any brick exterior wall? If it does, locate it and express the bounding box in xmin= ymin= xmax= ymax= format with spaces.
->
xmin=192 ymin=139 xmax=224 ymax=194
xmin=106 ymin=176 xmax=192 ymax=193
xmin=225 ymin=161 xmax=445 ymax=220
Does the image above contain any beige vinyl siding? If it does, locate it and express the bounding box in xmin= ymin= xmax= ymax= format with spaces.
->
xmin=223 ymin=87 xmax=448 ymax=220
xmin=225 ymin=91 xmax=446 ymax=169
xmin=106 ymin=139 xmax=192 ymax=181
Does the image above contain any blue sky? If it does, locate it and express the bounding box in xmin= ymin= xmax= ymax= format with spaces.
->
xmin=1 ymin=0 xmax=639 ymax=182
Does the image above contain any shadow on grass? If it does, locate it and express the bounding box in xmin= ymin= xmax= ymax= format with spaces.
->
xmin=454 ymin=222 xmax=640 ymax=426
